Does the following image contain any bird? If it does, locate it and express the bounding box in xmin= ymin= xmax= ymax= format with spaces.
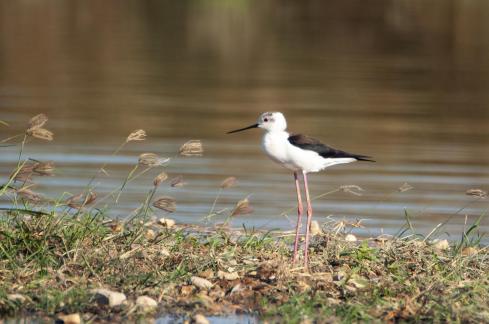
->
xmin=227 ymin=112 xmax=374 ymax=269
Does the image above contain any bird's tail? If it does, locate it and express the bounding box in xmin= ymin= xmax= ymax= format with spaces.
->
xmin=354 ymin=155 xmax=375 ymax=162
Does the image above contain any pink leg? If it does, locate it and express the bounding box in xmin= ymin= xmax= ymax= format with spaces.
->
xmin=303 ymin=171 xmax=313 ymax=270
xmin=292 ymin=171 xmax=304 ymax=265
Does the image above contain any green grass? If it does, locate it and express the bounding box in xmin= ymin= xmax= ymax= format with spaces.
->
xmin=0 ymin=209 xmax=487 ymax=322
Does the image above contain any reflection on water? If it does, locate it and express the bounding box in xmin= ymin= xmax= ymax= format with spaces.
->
xmin=0 ymin=0 xmax=488 ymax=239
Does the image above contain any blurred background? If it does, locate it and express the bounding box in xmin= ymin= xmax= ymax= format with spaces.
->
xmin=0 ymin=0 xmax=488 ymax=238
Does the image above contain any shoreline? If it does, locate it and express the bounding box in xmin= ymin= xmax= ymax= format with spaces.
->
xmin=0 ymin=211 xmax=487 ymax=323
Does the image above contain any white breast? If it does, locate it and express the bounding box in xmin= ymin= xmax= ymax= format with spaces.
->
xmin=261 ymin=131 xmax=292 ymax=167
xmin=261 ymin=131 xmax=355 ymax=173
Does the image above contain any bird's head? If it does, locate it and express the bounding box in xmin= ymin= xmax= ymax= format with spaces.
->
xmin=227 ymin=112 xmax=287 ymax=134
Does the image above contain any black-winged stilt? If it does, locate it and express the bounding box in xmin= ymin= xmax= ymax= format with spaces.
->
xmin=227 ymin=112 xmax=374 ymax=269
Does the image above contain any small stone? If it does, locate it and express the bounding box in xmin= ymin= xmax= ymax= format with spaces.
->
xmin=333 ymin=270 xmax=346 ymax=281
xmin=461 ymin=247 xmax=478 ymax=256
xmin=136 ymin=296 xmax=158 ymax=311
xmin=310 ymin=221 xmax=321 ymax=236
xmin=432 ymin=239 xmax=450 ymax=251
xmin=57 ymin=313 xmax=81 ymax=324
xmin=145 ymin=229 xmax=156 ymax=240
xmin=193 ymin=314 xmax=210 ymax=324
xmin=217 ymin=270 xmax=239 ymax=281
xmin=158 ymin=217 xmax=176 ymax=228
xmin=93 ymin=288 xmax=127 ymax=307
xmin=190 ymin=276 xmax=213 ymax=290
xmin=345 ymin=234 xmax=357 ymax=242
xmin=327 ymin=297 xmax=341 ymax=305
xmin=198 ymin=269 xmax=214 ymax=279
xmin=7 ymin=294 xmax=26 ymax=303
xmin=300 ymin=317 xmax=313 ymax=324
xmin=160 ymin=247 xmax=170 ymax=257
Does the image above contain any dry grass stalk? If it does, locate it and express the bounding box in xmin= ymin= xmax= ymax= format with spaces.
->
xmin=26 ymin=114 xmax=53 ymax=141
xmin=399 ymin=182 xmax=414 ymax=192
xmin=26 ymin=128 xmax=54 ymax=141
xmin=13 ymin=161 xmax=54 ymax=182
xmin=33 ymin=161 xmax=55 ymax=176
xmin=66 ymin=191 xmax=97 ymax=209
xmin=126 ymin=129 xmax=147 ymax=142
xmin=153 ymin=196 xmax=176 ymax=213
xmin=16 ymin=188 xmax=43 ymax=203
xmin=179 ymin=140 xmax=203 ymax=156
xmin=170 ymin=175 xmax=186 ymax=187
xmin=339 ymin=185 xmax=364 ymax=196
xmin=28 ymin=114 xmax=48 ymax=130
xmin=138 ymin=153 xmax=169 ymax=167
xmin=153 ymin=172 xmax=168 ymax=187
xmin=13 ymin=164 xmax=36 ymax=182
xmin=231 ymin=198 xmax=253 ymax=216
xmin=220 ymin=176 xmax=237 ymax=189
xmin=466 ymin=188 xmax=487 ymax=198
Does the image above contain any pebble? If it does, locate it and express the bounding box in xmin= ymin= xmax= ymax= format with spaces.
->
xmin=198 ymin=269 xmax=214 ymax=279
xmin=158 ymin=217 xmax=176 ymax=228
xmin=310 ymin=221 xmax=321 ymax=236
xmin=217 ymin=270 xmax=239 ymax=281
xmin=193 ymin=314 xmax=210 ymax=324
xmin=432 ymin=239 xmax=450 ymax=251
xmin=190 ymin=276 xmax=213 ymax=290
xmin=345 ymin=234 xmax=357 ymax=242
xmin=136 ymin=295 xmax=158 ymax=311
xmin=462 ymin=247 xmax=478 ymax=256
xmin=145 ymin=229 xmax=156 ymax=240
xmin=7 ymin=293 xmax=26 ymax=303
xmin=57 ymin=313 xmax=81 ymax=324
xmin=93 ymin=288 xmax=127 ymax=307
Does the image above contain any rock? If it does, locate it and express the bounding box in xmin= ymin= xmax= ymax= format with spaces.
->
xmin=57 ymin=313 xmax=81 ymax=324
xmin=310 ymin=221 xmax=321 ymax=236
xmin=93 ymin=288 xmax=127 ymax=307
xmin=191 ymin=276 xmax=213 ymax=290
xmin=158 ymin=217 xmax=176 ymax=228
xmin=193 ymin=314 xmax=210 ymax=324
xmin=136 ymin=296 xmax=158 ymax=311
xmin=217 ymin=270 xmax=239 ymax=281
xmin=145 ymin=229 xmax=156 ymax=240
xmin=462 ymin=247 xmax=478 ymax=256
xmin=300 ymin=317 xmax=313 ymax=324
xmin=345 ymin=234 xmax=357 ymax=242
xmin=7 ymin=293 xmax=26 ymax=303
xmin=198 ymin=269 xmax=214 ymax=279
xmin=432 ymin=239 xmax=450 ymax=251
xmin=160 ymin=247 xmax=170 ymax=257
xmin=333 ymin=270 xmax=347 ymax=282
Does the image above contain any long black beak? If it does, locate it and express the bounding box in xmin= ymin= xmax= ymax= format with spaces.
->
xmin=226 ymin=123 xmax=259 ymax=134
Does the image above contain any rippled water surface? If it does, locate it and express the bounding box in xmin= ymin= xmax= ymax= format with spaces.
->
xmin=1 ymin=0 xmax=488 ymax=240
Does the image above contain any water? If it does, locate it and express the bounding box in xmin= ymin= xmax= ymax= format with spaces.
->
xmin=0 ymin=0 xmax=488 ymax=240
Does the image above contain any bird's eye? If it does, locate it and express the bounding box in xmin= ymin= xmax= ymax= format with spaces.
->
xmin=264 ymin=118 xmax=269 ymax=122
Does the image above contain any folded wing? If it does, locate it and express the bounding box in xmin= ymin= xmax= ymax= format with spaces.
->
xmin=288 ymin=134 xmax=374 ymax=162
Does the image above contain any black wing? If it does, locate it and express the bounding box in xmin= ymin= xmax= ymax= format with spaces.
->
xmin=288 ymin=134 xmax=375 ymax=162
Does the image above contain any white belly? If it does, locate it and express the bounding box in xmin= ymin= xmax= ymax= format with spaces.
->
xmin=261 ymin=131 xmax=355 ymax=173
